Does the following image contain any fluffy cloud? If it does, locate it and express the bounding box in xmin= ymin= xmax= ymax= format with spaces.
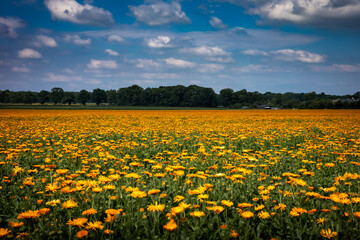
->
xmin=146 ymin=36 xmax=172 ymax=48
xmin=197 ymin=64 xmax=225 ymax=73
xmin=233 ymin=64 xmax=275 ymax=73
xmin=313 ymin=64 xmax=360 ymax=72
xmin=42 ymin=72 xmax=82 ymax=82
xmin=222 ymin=0 xmax=360 ymax=29
xmin=12 ymin=66 xmax=30 ymax=73
xmin=271 ymin=49 xmax=325 ymax=63
xmin=164 ymin=58 xmax=196 ymax=68
xmin=181 ymin=46 xmax=230 ymax=56
xmin=105 ymin=49 xmax=119 ymax=56
xmin=0 ymin=17 xmax=25 ymax=38
xmin=108 ymin=34 xmax=124 ymax=43
xmin=209 ymin=16 xmax=227 ymax=29
xmin=18 ymin=48 xmax=42 ymax=59
xmin=243 ymin=48 xmax=325 ymax=63
xmin=129 ymin=2 xmax=191 ymax=26
xmin=44 ymin=0 xmax=114 ymax=26
xmin=136 ymin=59 xmax=161 ymax=69
xmin=87 ymin=59 xmax=118 ymax=69
xmin=64 ymin=34 xmax=91 ymax=45
xmin=33 ymin=35 xmax=58 ymax=47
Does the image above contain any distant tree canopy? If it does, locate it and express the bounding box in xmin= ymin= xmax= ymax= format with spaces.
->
xmin=0 ymin=86 xmax=359 ymax=109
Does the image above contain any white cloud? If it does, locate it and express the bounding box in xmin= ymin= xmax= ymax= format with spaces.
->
xmin=18 ymin=48 xmax=42 ymax=59
xmin=313 ymin=64 xmax=360 ymax=72
xmin=42 ymin=73 xmax=82 ymax=82
xmin=108 ymin=34 xmax=124 ymax=43
xmin=207 ymin=57 xmax=234 ymax=63
xmin=63 ymin=68 xmax=74 ymax=73
xmin=209 ymin=16 xmax=227 ymax=29
xmin=64 ymin=34 xmax=91 ymax=45
xmin=233 ymin=64 xmax=274 ymax=73
xmin=136 ymin=59 xmax=161 ymax=69
xmin=146 ymin=36 xmax=172 ymax=48
xmin=12 ymin=66 xmax=30 ymax=73
xmin=243 ymin=49 xmax=268 ymax=56
xmin=181 ymin=46 xmax=230 ymax=57
xmin=105 ymin=49 xmax=119 ymax=56
xmin=243 ymin=48 xmax=325 ymax=63
xmin=164 ymin=57 xmax=196 ymax=68
xmin=44 ymin=0 xmax=114 ymax=26
xmin=223 ymin=0 xmax=360 ymax=29
xmin=87 ymin=59 xmax=118 ymax=69
xmin=271 ymin=49 xmax=325 ymax=63
xmin=129 ymin=2 xmax=191 ymax=26
xmin=34 ymin=35 xmax=58 ymax=47
xmin=197 ymin=64 xmax=225 ymax=73
xmin=0 ymin=17 xmax=25 ymax=38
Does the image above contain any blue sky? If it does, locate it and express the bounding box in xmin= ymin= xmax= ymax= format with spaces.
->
xmin=0 ymin=0 xmax=360 ymax=94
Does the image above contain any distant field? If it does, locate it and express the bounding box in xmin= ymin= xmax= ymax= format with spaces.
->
xmin=0 ymin=109 xmax=359 ymax=239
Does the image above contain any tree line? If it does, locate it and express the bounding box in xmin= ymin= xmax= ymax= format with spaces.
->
xmin=0 ymin=85 xmax=359 ymax=109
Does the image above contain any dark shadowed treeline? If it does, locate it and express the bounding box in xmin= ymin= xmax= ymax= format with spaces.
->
xmin=0 ymin=85 xmax=359 ymax=109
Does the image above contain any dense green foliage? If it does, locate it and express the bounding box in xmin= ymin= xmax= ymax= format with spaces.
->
xmin=0 ymin=85 xmax=359 ymax=109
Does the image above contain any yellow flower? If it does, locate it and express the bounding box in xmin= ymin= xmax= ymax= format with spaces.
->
xmin=17 ymin=210 xmax=40 ymax=219
xmin=317 ymin=218 xmax=326 ymax=225
xmin=0 ymin=228 xmax=11 ymax=238
xmin=221 ymin=200 xmax=234 ymax=207
xmin=131 ymin=190 xmax=147 ymax=198
xmin=174 ymin=195 xmax=185 ymax=202
xmin=190 ymin=211 xmax=206 ymax=217
xmin=148 ymin=189 xmax=161 ymax=195
xmin=86 ymin=221 xmax=104 ymax=231
xmin=274 ymin=203 xmax=286 ymax=211
xmin=163 ymin=219 xmax=177 ymax=231
xmin=171 ymin=206 xmax=185 ymax=215
xmin=241 ymin=211 xmax=254 ymax=219
xmin=105 ymin=209 xmax=123 ymax=215
xmin=45 ymin=199 xmax=60 ymax=206
xmin=254 ymin=205 xmax=265 ymax=211
xmin=147 ymin=202 xmax=165 ymax=212
xmin=67 ymin=218 xmax=88 ymax=227
xmin=320 ymin=228 xmax=338 ymax=239
xmin=62 ymin=199 xmax=78 ymax=209
xmin=82 ymin=209 xmax=97 ymax=215
xmin=209 ymin=206 xmax=224 ymax=214
xmin=238 ymin=203 xmax=253 ymax=208
xmin=257 ymin=211 xmax=270 ymax=219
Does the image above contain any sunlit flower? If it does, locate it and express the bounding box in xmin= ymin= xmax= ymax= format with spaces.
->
xmin=0 ymin=228 xmax=11 ymax=238
xmin=148 ymin=189 xmax=161 ymax=195
xmin=82 ymin=209 xmax=97 ymax=215
xmin=317 ymin=218 xmax=326 ymax=225
xmin=230 ymin=229 xmax=239 ymax=238
xmin=221 ymin=200 xmax=234 ymax=207
xmin=67 ymin=218 xmax=88 ymax=227
xmin=257 ymin=211 xmax=270 ymax=219
xmin=76 ymin=230 xmax=88 ymax=238
xmin=62 ymin=199 xmax=78 ymax=209
xmin=9 ymin=221 xmax=24 ymax=228
xmin=241 ymin=211 xmax=254 ymax=219
xmin=163 ymin=219 xmax=177 ymax=231
xmin=17 ymin=210 xmax=40 ymax=219
xmin=147 ymin=202 xmax=165 ymax=212
xmin=86 ymin=221 xmax=104 ymax=231
xmin=190 ymin=211 xmax=206 ymax=217
xmin=320 ymin=228 xmax=338 ymax=239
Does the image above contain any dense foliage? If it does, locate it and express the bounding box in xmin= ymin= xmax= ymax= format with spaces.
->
xmin=0 ymin=85 xmax=359 ymax=109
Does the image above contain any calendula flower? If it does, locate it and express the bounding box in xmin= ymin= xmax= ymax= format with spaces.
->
xmin=174 ymin=195 xmax=185 ymax=202
xmin=163 ymin=219 xmax=177 ymax=231
xmin=209 ymin=206 xmax=224 ymax=214
xmin=274 ymin=203 xmax=286 ymax=211
xmin=67 ymin=218 xmax=88 ymax=228
xmin=320 ymin=228 xmax=338 ymax=239
xmin=46 ymin=199 xmax=61 ymax=206
xmin=38 ymin=208 xmax=50 ymax=215
xmin=105 ymin=209 xmax=123 ymax=215
xmin=76 ymin=230 xmax=88 ymax=238
xmin=353 ymin=212 xmax=360 ymax=219
xmin=86 ymin=221 xmax=104 ymax=231
xmin=148 ymin=189 xmax=161 ymax=195
xmin=221 ymin=200 xmax=234 ymax=207
xmin=147 ymin=202 xmax=165 ymax=212
xmin=56 ymin=169 xmax=69 ymax=175
xmin=190 ymin=211 xmax=206 ymax=217
xmin=0 ymin=228 xmax=11 ymax=238
xmin=82 ymin=209 xmax=97 ymax=215
xmin=230 ymin=229 xmax=239 ymax=238
xmin=257 ymin=211 xmax=270 ymax=219
xmin=17 ymin=210 xmax=40 ymax=219
xmin=317 ymin=218 xmax=326 ymax=225
xmin=62 ymin=199 xmax=78 ymax=209
xmin=131 ymin=190 xmax=147 ymax=198
xmin=241 ymin=211 xmax=254 ymax=219
xmin=9 ymin=221 xmax=24 ymax=228
xmin=238 ymin=203 xmax=253 ymax=208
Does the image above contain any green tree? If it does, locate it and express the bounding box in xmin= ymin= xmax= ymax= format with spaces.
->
xmin=21 ymin=91 xmax=36 ymax=104
xmin=62 ymin=92 xmax=76 ymax=105
xmin=219 ymin=88 xmax=234 ymax=107
xmin=92 ymin=88 xmax=107 ymax=105
xmin=106 ymin=89 xmax=117 ymax=105
xmin=77 ymin=89 xmax=90 ymax=105
xmin=50 ymin=87 xmax=64 ymax=105
xmin=38 ymin=90 xmax=49 ymax=104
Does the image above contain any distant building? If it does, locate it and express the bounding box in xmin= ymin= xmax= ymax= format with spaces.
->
xmin=257 ymin=105 xmax=272 ymax=109
xmin=332 ymin=97 xmax=357 ymax=104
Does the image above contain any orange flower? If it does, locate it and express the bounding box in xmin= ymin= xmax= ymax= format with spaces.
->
xmin=86 ymin=221 xmax=104 ymax=231
xmin=147 ymin=202 xmax=165 ymax=212
xmin=241 ymin=211 xmax=254 ymax=219
xmin=0 ymin=228 xmax=11 ymax=238
xmin=105 ymin=209 xmax=122 ymax=215
xmin=76 ymin=230 xmax=88 ymax=238
xmin=9 ymin=222 xmax=24 ymax=228
xmin=62 ymin=199 xmax=78 ymax=209
xmin=38 ymin=208 xmax=50 ymax=215
xmin=221 ymin=200 xmax=234 ymax=207
xmin=190 ymin=211 xmax=206 ymax=217
xmin=82 ymin=209 xmax=97 ymax=215
xmin=148 ymin=189 xmax=161 ymax=195
xmin=17 ymin=210 xmax=40 ymax=219
xmin=257 ymin=211 xmax=270 ymax=219
xmin=67 ymin=218 xmax=88 ymax=227
xmin=230 ymin=229 xmax=239 ymax=238
xmin=320 ymin=228 xmax=338 ymax=239
xmin=163 ymin=219 xmax=177 ymax=231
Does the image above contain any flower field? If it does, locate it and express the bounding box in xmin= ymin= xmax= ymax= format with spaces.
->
xmin=0 ymin=109 xmax=360 ymax=239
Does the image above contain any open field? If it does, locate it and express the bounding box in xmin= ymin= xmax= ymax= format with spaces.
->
xmin=0 ymin=109 xmax=359 ymax=239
